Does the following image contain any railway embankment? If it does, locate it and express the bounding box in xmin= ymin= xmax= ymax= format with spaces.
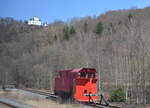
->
xmin=0 ymin=88 xmax=84 ymax=108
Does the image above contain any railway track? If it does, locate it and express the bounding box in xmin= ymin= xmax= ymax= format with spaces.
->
xmin=83 ymin=102 xmax=121 ymax=108
xmin=20 ymin=88 xmax=58 ymax=99
xmin=0 ymin=102 xmax=15 ymax=108
xmin=0 ymin=98 xmax=33 ymax=108
xmin=20 ymin=88 xmax=120 ymax=108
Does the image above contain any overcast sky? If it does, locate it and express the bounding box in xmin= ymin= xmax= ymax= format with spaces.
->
xmin=0 ymin=0 xmax=149 ymax=23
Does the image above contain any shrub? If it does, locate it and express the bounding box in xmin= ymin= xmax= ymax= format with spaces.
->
xmin=110 ymin=87 xmax=125 ymax=102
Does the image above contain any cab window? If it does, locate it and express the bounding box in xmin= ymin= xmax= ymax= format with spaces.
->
xmin=88 ymin=73 xmax=95 ymax=78
xmin=80 ymin=72 xmax=86 ymax=78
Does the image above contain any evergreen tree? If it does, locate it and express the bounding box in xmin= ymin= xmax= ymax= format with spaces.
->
xmin=69 ymin=26 xmax=76 ymax=35
xmin=83 ymin=22 xmax=88 ymax=32
xmin=63 ymin=26 xmax=76 ymax=40
xmin=63 ymin=26 xmax=70 ymax=40
xmin=95 ymin=21 xmax=103 ymax=36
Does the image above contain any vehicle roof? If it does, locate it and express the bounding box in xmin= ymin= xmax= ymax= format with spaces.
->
xmin=59 ymin=67 xmax=96 ymax=73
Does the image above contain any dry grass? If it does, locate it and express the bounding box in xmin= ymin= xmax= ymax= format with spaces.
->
xmin=0 ymin=91 xmax=5 ymax=94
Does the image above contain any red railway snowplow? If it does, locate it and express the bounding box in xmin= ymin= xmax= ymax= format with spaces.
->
xmin=54 ymin=68 xmax=98 ymax=102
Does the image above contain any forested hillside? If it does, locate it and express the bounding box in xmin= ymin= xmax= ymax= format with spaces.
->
xmin=1 ymin=7 xmax=150 ymax=104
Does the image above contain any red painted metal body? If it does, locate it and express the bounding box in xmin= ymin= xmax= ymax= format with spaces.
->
xmin=54 ymin=68 xmax=98 ymax=102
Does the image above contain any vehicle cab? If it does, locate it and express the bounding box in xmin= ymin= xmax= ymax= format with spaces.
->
xmin=74 ymin=68 xmax=98 ymax=102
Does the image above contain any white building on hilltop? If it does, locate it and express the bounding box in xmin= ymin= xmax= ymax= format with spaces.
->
xmin=28 ymin=16 xmax=42 ymax=26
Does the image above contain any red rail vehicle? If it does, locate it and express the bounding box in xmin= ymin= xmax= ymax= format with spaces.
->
xmin=54 ymin=68 xmax=98 ymax=102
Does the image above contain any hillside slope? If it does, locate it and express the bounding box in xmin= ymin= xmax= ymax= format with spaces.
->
xmin=0 ymin=7 xmax=150 ymax=103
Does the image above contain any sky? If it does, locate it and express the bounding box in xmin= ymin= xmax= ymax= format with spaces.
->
xmin=0 ymin=0 xmax=150 ymax=23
